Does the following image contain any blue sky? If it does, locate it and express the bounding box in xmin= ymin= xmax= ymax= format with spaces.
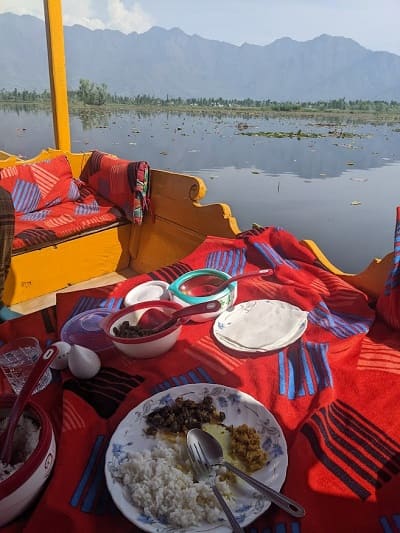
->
xmin=2 ymin=0 xmax=400 ymax=55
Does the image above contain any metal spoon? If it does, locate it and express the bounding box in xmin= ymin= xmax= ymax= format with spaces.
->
xmin=187 ymin=432 xmax=244 ymax=532
xmin=0 ymin=345 xmax=58 ymax=464
xmin=178 ymin=269 xmax=273 ymax=297
xmin=136 ymin=300 xmax=221 ymax=333
xmin=187 ymin=428 xmax=306 ymax=518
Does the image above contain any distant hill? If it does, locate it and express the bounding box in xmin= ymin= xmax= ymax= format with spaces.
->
xmin=1 ymin=12 xmax=400 ymax=101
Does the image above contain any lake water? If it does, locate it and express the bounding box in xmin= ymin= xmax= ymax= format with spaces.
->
xmin=1 ymin=106 xmax=400 ymax=272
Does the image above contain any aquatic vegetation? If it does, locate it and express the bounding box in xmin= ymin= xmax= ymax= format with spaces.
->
xmin=239 ymin=129 xmax=368 ymax=139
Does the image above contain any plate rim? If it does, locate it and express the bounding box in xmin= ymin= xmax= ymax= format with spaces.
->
xmin=104 ymin=383 xmax=288 ymax=532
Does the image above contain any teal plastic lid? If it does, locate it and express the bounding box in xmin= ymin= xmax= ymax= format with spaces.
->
xmin=168 ymin=268 xmax=234 ymax=304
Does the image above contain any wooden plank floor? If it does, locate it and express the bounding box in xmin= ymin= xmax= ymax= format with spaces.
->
xmin=10 ymin=267 xmax=136 ymax=315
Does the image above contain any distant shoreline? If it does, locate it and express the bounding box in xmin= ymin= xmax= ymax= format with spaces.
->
xmin=1 ymin=100 xmax=400 ymax=125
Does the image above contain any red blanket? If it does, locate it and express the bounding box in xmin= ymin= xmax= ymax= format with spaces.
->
xmin=0 ymin=225 xmax=399 ymax=533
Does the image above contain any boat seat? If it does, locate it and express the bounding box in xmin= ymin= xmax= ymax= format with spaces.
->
xmin=12 ymin=219 xmax=129 ymax=256
xmin=0 ymin=151 xmax=151 ymax=305
xmin=11 ymin=186 xmax=127 ymax=254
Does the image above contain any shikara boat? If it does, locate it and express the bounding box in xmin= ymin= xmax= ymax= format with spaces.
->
xmin=1 ymin=3 xmax=399 ymax=533
xmin=0 ymin=1 xmax=393 ymax=313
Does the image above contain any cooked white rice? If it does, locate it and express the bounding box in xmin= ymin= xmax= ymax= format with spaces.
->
xmin=110 ymin=440 xmax=232 ymax=528
xmin=0 ymin=414 xmax=40 ymax=482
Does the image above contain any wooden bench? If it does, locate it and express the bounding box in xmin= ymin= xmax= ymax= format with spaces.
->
xmin=0 ymin=149 xmax=240 ymax=305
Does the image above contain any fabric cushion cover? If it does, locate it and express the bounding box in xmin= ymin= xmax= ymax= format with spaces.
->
xmin=0 ymin=155 xmax=80 ymax=215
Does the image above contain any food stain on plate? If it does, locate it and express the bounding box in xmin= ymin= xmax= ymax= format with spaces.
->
xmin=202 ymin=423 xmax=238 ymax=466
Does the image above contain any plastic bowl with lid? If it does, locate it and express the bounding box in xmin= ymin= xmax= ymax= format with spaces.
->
xmin=101 ymin=300 xmax=184 ymax=359
xmin=168 ymin=268 xmax=237 ymax=322
xmin=0 ymin=397 xmax=56 ymax=527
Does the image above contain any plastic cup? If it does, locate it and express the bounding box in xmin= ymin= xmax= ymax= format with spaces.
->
xmin=0 ymin=337 xmax=52 ymax=395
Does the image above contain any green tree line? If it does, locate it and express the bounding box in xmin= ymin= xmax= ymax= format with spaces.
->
xmin=1 ymin=79 xmax=400 ymax=113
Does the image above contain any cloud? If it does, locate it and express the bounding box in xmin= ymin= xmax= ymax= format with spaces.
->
xmin=0 ymin=0 xmax=154 ymax=34
xmin=105 ymin=0 xmax=154 ymax=33
xmin=0 ymin=0 xmax=43 ymax=18
xmin=62 ymin=0 xmax=154 ymax=33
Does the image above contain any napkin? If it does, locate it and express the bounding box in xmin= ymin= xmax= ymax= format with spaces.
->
xmin=215 ymin=299 xmax=308 ymax=351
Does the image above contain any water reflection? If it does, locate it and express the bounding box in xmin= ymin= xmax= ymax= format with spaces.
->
xmin=76 ymin=109 xmax=111 ymax=130
xmin=198 ymin=164 xmax=400 ymax=272
xmin=1 ymin=107 xmax=399 ymax=271
xmin=0 ymin=103 xmax=52 ymax=115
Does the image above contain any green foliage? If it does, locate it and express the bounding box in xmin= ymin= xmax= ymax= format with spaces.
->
xmin=77 ymin=79 xmax=108 ymax=105
xmin=0 ymin=88 xmax=50 ymax=102
xmin=1 ymin=83 xmax=400 ymax=116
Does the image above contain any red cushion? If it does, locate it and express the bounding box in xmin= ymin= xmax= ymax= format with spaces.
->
xmin=80 ymin=151 xmax=151 ymax=224
xmin=0 ymin=155 xmax=80 ymax=215
xmin=12 ymin=185 xmax=123 ymax=251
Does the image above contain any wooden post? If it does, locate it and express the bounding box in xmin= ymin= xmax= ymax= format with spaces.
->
xmin=43 ymin=0 xmax=71 ymax=152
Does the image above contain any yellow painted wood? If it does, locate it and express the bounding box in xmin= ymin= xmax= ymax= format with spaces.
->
xmin=11 ymin=268 xmax=136 ymax=316
xmin=301 ymin=239 xmax=393 ymax=299
xmin=301 ymin=239 xmax=350 ymax=276
xmin=4 ymin=224 xmax=131 ymax=305
xmin=129 ymin=169 xmax=241 ymax=273
xmin=148 ymin=169 xmax=240 ymax=235
xmin=0 ymin=151 xmax=20 ymax=163
xmin=43 ymin=1 xmax=71 ymax=151
xmin=0 ymin=148 xmax=91 ymax=177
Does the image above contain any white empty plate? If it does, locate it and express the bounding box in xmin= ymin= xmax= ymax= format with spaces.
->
xmin=213 ymin=299 xmax=308 ymax=353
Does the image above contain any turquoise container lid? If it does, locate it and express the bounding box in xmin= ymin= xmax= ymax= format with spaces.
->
xmin=168 ymin=268 xmax=236 ymax=304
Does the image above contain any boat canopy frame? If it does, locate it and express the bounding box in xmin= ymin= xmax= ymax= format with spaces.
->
xmin=43 ymin=0 xmax=71 ymax=152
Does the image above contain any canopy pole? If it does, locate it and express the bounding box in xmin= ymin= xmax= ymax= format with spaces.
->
xmin=43 ymin=0 xmax=71 ymax=152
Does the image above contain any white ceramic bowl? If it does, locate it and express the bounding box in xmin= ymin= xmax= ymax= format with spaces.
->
xmin=0 ymin=397 xmax=56 ymax=527
xmin=123 ymin=280 xmax=170 ymax=307
xmin=101 ymin=300 xmax=183 ymax=359
xmin=168 ymin=268 xmax=238 ymax=322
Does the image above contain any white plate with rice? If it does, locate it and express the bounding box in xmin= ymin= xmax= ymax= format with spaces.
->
xmin=104 ymin=383 xmax=288 ymax=532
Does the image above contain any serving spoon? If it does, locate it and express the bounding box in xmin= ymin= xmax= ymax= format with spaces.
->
xmin=136 ymin=300 xmax=221 ymax=334
xmin=178 ymin=268 xmax=273 ymax=297
xmin=187 ymin=428 xmax=306 ymax=518
xmin=0 ymin=345 xmax=58 ymax=464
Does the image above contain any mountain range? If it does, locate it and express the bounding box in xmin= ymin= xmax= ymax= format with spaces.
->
xmin=1 ymin=12 xmax=400 ymax=101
